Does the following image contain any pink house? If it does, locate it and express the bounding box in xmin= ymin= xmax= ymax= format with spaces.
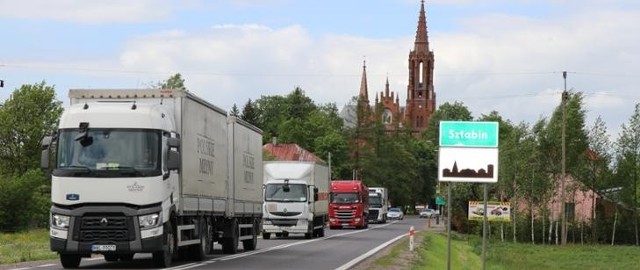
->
xmin=516 ymin=174 xmax=598 ymax=224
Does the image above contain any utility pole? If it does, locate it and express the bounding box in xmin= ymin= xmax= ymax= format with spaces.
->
xmin=560 ymin=71 xmax=569 ymax=245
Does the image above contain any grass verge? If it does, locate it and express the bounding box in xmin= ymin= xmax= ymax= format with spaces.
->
xmin=0 ymin=228 xmax=57 ymax=265
xmin=415 ymin=231 xmax=640 ymax=270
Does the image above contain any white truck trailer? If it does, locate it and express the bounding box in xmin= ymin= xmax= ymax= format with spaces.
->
xmin=40 ymin=89 xmax=263 ymax=268
xmin=262 ymin=161 xmax=329 ymax=239
xmin=368 ymin=187 xmax=389 ymax=223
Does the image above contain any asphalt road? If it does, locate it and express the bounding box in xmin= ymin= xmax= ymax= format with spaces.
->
xmin=3 ymin=216 xmax=438 ymax=270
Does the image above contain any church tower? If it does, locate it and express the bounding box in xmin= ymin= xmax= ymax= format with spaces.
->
xmin=405 ymin=0 xmax=436 ymax=133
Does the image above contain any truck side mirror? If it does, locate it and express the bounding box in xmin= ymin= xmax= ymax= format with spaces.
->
xmin=167 ymin=150 xmax=180 ymax=171
xmin=313 ymin=187 xmax=319 ymax=201
xmin=168 ymin=137 xmax=180 ymax=148
xmin=40 ymin=136 xmax=52 ymax=169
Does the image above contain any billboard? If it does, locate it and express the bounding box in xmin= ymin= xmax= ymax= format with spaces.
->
xmin=468 ymin=201 xmax=511 ymax=222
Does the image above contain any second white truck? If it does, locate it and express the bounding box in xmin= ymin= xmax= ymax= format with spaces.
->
xmin=262 ymin=161 xmax=329 ymax=239
xmin=368 ymin=187 xmax=389 ymax=223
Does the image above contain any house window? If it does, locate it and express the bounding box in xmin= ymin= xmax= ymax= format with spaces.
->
xmin=564 ymin=202 xmax=575 ymax=221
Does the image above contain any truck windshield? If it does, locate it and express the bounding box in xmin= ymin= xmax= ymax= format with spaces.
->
xmin=369 ymin=195 xmax=382 ymax=208
xmin=265 ymin=183 xmax=308 ymax=202
xmin=53 ymin=128 xmax=162 ymax=177
xmin=331 ymin=192 xmax=360 ymax=204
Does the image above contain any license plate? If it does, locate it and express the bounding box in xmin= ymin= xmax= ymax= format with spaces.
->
xmin=91 ymin=244 xmax=116 ymax=252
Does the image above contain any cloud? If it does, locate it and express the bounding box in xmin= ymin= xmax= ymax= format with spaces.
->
xmin=0 ymin=0 xmax=171 ymax=23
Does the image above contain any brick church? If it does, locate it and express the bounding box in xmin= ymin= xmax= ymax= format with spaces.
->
xmin=342 ymin=0 xmax=436 ymax=134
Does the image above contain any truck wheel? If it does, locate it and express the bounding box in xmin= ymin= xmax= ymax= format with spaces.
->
xmin=222 ymin=221 xmax=239 ymax=254
xmin=191 ymin=221 xmax=209 ymax=261
xmin=242 ymin=220 xmax=259 ymax=251
xmin=262 ymin=232 xmax=271 ymax=239
xmin=60 ymin=254 xmax=81 ymax=268
xmin=153 ymin=223 xmax=175 ymax=268
xmin=305 ymin=223 xmax=313 ymax=239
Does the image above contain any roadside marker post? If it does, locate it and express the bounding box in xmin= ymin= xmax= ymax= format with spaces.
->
xmin=409 ymin=226 xmax=415 ymax=251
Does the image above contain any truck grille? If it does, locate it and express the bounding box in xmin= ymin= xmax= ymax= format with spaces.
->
xmin=269 ymin=211 xmax=302 ymax=217
xmin=75 ymin=215 xmax=134 ymax=242
xmin=335 ymin=210 xmax=356 ymax=221
xmin=270 ymin=219 xmax=298 ymax=226
xmin=368 ymin=209 xmax=379 ymax=221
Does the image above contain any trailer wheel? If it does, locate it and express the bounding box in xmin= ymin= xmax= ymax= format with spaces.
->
xmin=262 ymin=232 xmax=271 ymax=239
xmin=60 ymin=254 xmax=81 ymax=269
xmin=153 ymin=223 xmax=175 ymax=268
xmin=222 ymin=220 xmax=239 ymax=254
xmin=242 ymin=220 xmax=258 ymax=251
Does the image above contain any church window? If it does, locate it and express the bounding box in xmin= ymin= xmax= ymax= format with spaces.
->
xmin=419 ymin=61 xmax=424 ymax=84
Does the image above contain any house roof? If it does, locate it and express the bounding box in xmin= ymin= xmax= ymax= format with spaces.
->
xmin=263 ymin=143 xmax=326 ymax=163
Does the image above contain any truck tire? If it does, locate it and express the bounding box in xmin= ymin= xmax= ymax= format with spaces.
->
xmin=60 ymin=254 xmax=81 ymax=268
xmin=262 ymin=232 xmax=271 ymax=239
xmin=190 ymin=221 xmax=209 ymax=261
xmin=222 ymin=221 xmax=239 ymax=254
xmin=242 ymin=220 xmax=259 ymax=251
xmin=305 ymin=223 xmax=313 ymax=239
xmin=153 ymin=223 xmax=175 ymax=268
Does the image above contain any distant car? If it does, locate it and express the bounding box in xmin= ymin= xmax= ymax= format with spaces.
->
xmin=387 ymin=207 xmax=404 ymax=220
xmin=419 ymin=208 xmax=435 ymax=218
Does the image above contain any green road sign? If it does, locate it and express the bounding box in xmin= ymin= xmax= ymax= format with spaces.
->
xmin=436 ymin=196 xmax=446 ymax=205
xmin=439 ymin=121 xmax=499 ymax=147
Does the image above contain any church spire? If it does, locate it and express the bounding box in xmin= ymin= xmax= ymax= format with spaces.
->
xmin=359 ymin=60 xmax=369 ymax=103
xmin=414 ymin=0 xmax=429 ymax=52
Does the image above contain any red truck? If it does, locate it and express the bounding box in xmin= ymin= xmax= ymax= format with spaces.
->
xmin=329 ymin=180 xmax=369 ymax=229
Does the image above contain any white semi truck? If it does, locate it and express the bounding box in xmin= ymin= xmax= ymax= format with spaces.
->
xmin=368 ymin=187 xmax=388 ymax=223
xmin=262 ymin=161 xmax=329 ymax=239
xmin=40 ymin=89 xmax=263 ymax=268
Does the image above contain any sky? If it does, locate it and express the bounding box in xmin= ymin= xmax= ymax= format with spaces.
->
xmin=1 ymin=0 xmax=640 ymax=141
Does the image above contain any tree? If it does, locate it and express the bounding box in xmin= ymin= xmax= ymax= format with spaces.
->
xmin=229 ymin=104 xmax=240 ymax=117
xmin=0 ymin=81 xmax=63 ymax=174
xmin=614 ymin=103 xmax=640 ymax=245
xmin=0 ymin=81 xmax=63 ymax=231
xmin=586 ymin=116 xmax=613 ymax=243
xmin=157 ymin=73 xmax=186 ymax=90
xmin=241 ymin=99 xmax=259 ymax=126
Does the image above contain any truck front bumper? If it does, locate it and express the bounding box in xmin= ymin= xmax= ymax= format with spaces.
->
xmin=329 ymin=217 xmax=364 ymax=228
xmin=50 ymin=232 xmax=163 ymax=254
xmin=50 ymin=204 xmax=164 ymax=255
xmin=262 ymin=219 xmax=310 ymax=234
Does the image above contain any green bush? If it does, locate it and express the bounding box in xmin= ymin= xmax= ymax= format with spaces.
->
xmin=0 ymin=169 xmax=50 ymax=231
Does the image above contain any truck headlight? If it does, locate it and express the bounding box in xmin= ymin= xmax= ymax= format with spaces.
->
xmin=263 ymin=219 xmax=272 ymax=225
xmin=139 ymin=213 xmax=160 ymax=228
xmin=51 ymin=214 xmax=70 ymax=229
